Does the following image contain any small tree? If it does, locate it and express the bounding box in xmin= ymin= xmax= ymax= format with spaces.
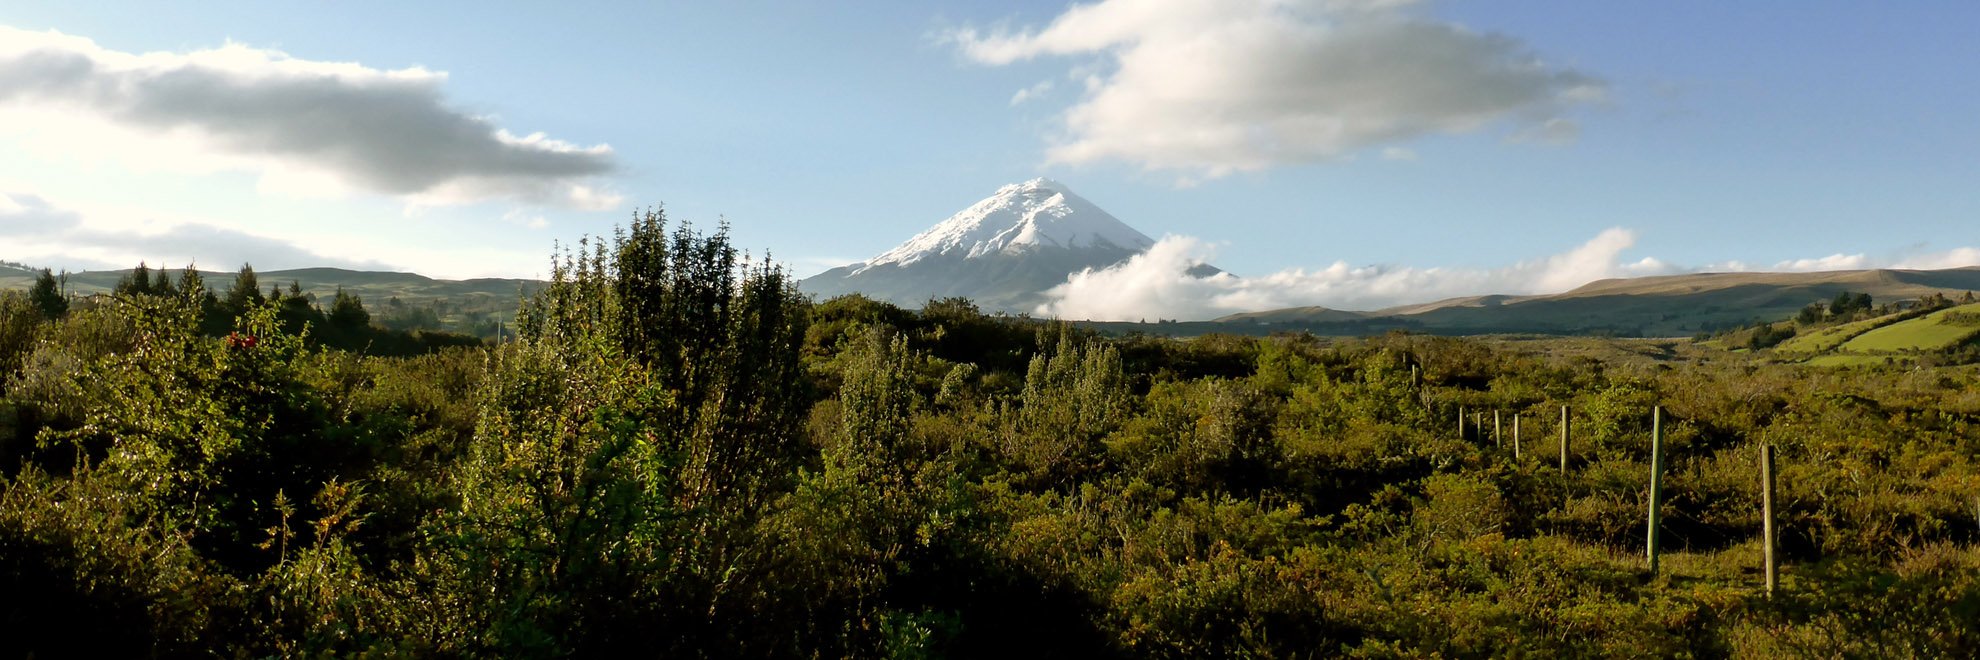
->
xmin=224 ymin=263 xmax=265 ymax=316
xmin=327 ymin=288 xmax=369 ymax=331
xmin=274 ymin=281 xmax=320 ymax=334
xmin=430 ymin=209 xmax=813 ymax=654
xmin=28 ymin=268 xmax=67 ymax=320
xmin=115 ymin=262 xmax=154 ymax=297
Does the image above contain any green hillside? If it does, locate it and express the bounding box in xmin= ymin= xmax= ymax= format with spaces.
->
xmin=1773 ymin=313 xmax=1910 ymax=355
xmin=1774 ymin=302 xmax=1980 ymax=366
xmin=1837 ymin=303 xmax=1980 ymax=352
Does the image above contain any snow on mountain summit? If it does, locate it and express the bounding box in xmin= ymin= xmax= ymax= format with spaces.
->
xmin=854 ymin=178 xmax=1154 ymax=274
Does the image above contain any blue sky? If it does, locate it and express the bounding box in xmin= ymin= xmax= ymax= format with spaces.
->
xmin=2 ymin=1 xmax=1976 ymax=314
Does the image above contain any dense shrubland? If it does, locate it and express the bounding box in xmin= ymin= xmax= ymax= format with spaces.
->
xmin=4 ymin=212 xmax=1980 ymax=657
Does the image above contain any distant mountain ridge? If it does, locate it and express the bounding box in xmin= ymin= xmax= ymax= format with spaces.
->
xmin=1216 ymin=267 xmax=1980 ymax=336
xmin=802 ymin=178 xmax=1175 ymax=312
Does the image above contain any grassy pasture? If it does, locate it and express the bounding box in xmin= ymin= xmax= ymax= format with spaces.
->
xmin=1837 ymin=303 xmax=1980 ymax=353
xmin=1774 ymin=314 xmax=1905 ymax=354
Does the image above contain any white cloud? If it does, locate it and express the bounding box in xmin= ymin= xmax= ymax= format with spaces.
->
xmin=1714 ymin=247 xmax=1980 ymax=274
xmin=1038 ymin=228 xmax=1669 ymax=320
xmin=788 ymin=255 xmax=863 ymax=279
xmin=1895 ymin=248 xmax=1980 ymax=271
xmin=1769 ymin=253 xmax=1870 ymax=272
xmin=951 ymin=0 xmax=1603 ymax=177
xmin=0 ymin=190 xmax=392 ymax=272
xmin=501 ymin=208 xmax=550 ymax=230
xmin=1038 ymin=229 xmax=1980 ymax=321
xmin=1010 ymin=80 xmax=1056 ymax=106
xmin=0 ymin=25 xmax=618 ymax=209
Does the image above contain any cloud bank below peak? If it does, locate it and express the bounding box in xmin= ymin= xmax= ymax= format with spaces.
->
xmin=0 ymin=25 xmax=620 ymax=210
xmin=1036 ymin=229 xmax=1980 ymax=321
xmin=952 ymin=0 xmax=1603 ymax=178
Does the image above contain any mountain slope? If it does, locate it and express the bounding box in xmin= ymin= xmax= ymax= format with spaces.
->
xmin=802 ymin=178 xmax=1162 ymax=312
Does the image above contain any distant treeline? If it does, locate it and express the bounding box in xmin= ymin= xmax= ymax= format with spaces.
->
xmin=22 ymin=262 xmax=484 ymax=356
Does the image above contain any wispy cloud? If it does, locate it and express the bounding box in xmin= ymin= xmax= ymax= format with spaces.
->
xmin=1895 ymin=248 xmax=1980 ymax=271
xmin=0 ymin=25 xmax=621 ymax=210
xmin=1009 ymin=79 xmax=1055 ymax=106
xmin=950 ymin=0 xmax=1603 ymax=178
xmin=0 ymin=191 xmax=391 ymax=272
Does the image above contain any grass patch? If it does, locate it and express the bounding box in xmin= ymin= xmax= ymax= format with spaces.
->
xmin=1775 ymin=315 xmax=1904 ymax=354
xmin=1838 ymin=304 xmax=1980 ymax=353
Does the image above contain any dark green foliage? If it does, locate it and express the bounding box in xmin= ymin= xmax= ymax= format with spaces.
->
xmin=377 ymin=296 xmax=444 ymax=332
xmin=1003 ymin=327 xmax=1130 ymax=486
xmin=113 ymin=262 xmax=155 ymax=297
xmin=417 ymin=208 xmax=818 ymax=655
xmin=8 ymin=219 xmax=1980 ymax=656
xmin=28 ymin=268 xmax=66 ymax=320
xmin=327 ymin=287 xmax=369 ymax=331
xmin=223 ymin=263 xmax=264 ymax=316
xmin=0 ymin=292 xmax=38 ymax=378
xmin=1829 ymin=290 xmax=1874 ymax=317
xmin=1746 ymin=321 xmax=1796 ymax=350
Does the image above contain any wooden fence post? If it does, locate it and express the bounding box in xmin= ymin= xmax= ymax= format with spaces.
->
xmin=1494 ymin=410 xmax=1502 ymax=449
xmin=1647 ymin=406 xmax=1664 ymax=573
xmin=1513 ymin=414 xmax=1521 ymax=460
xmin=1458 ymin=406 xmax=1466 ymax=442
xmin=1560 ymin=405 xmax=1570 ymax=472
xmin=1762 ymin=443 xmax=1777 ymax=596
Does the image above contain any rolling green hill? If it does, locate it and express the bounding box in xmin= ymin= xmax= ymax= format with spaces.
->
xmin=1773 ymin=313 xmax=1913 ymax=355
xmin=1836 ymin=303 xmax=1980 ymax=352
xmin=1774 ymin=302 xmax=1980 ymax=366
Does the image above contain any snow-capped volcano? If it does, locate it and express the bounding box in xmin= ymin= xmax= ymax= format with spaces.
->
xmin=804 ymin=178 xmax=1165 ymax=312
xmin=856 ymin=178 xmax=1154 ymax=272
